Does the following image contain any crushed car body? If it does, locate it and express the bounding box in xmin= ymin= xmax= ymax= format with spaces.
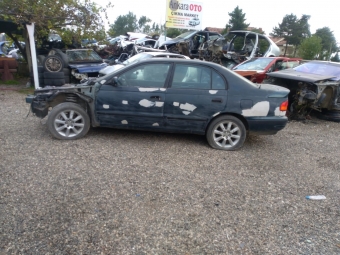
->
xmin=199 ymin=31 xmax=281 ymax=69
xmin=265 ymin=61 xmax=340 ymax=119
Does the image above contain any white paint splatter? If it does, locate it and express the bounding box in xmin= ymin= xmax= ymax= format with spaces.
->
xmin=103 ymin=104 xmax=109 ymax=109
xmin=213 ymin=112 xmax=220 ymax=117
xmin=173 ymin=102 xmax=179 ymax=106
xmin=274 ymin=107 xmax=286 ymax=117
xmin=180 ymin=103 xmax=197 ymax=112
xmin=139 ymin=99 xmax=155 ymax=107
xmin=122 ymin=100 xmax=128 ymax=105
xmin=155 ymin=102 xmax=164 ymax=107
xmin=100 ymin=80 xmax=106 ymax=84
xmin=121 ymin=120 xmax=128 ymax=124
xmin=152 ymin=123 xmax=159 ymax=126
xmin=209 ymin=90 xmax=218 ymax=94
xmin=138 ymin=88 xmax=159 ymax=92
xmin=242 ymin=101 xmax=270 ymax=117
xmin=160 ymin=88 xmax=166 ymax=91
xmin=182 ymin=111 xmax=191 ymax=115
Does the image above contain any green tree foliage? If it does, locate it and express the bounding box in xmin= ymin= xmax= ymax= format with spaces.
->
xmin=225 ymin=6 xmax=250 ymax=32
xmin=298 ymin=35 xmax=322 ymax=60
xmin=314 ymin=27 xmax=337 ymax=60
xmin=0 ymin=0 xmax=112 ymax=49
xmin=331 ymin=52 xmax=340 ymax=62
xmin=107 ymin=12 xmax=153 ymax=36
xmin=271 ymin=14 xmax=311 ymax=56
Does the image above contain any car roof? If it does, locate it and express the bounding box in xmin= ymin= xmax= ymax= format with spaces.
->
xmin=143 ymin=52 xmax=189 ymax=58
xmin=135 ymin=58 xmax=226 ymax=70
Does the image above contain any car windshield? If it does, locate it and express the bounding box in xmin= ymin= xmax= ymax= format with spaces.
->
xmin=122 ymin=53 xmax=153 ymax=65
xmin=176 ymin=31 xmax=197 ymax=39
xmin=233 ymin=58 xmax=273 ymax=71
xmin=66 ymin=50 xmax=102 ymax=62
xmin=294 ymin=62 xmax=340 ymax=80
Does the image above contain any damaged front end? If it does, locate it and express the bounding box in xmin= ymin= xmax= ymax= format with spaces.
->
xmin=27 ymin=82 xmax=96 ymax=119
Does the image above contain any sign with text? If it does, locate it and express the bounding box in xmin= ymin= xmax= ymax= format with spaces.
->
xmin=165 ymin=0 xmax=203 ymax=30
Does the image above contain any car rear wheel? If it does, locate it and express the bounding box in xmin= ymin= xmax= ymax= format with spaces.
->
xmin=47 ymin=102 xmax=90 ymax=140
xmin=206 ymin=115 xmax=246 ymax=151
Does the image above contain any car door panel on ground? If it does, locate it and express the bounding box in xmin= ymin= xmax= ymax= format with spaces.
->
xmin=164 ymin=63 xmax=228 ymax=134
xmin=95 ymin=63 xmax=171 ymax=128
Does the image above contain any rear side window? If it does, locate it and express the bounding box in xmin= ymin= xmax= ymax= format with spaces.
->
xmin=171 ymin=64 xmax=211 ymax=89
xmin=212 ymin=71 xmax=226 ymax=89
xmin=171 ymin=64 xmax=226 ymax=90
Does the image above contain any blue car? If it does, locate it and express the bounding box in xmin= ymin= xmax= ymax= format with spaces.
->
xmin=27 ymin=58 xmax=289 ymax=150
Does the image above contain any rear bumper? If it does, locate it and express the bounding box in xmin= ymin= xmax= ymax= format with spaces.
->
xmin=246 ymin=116 xmax=288 ymax=135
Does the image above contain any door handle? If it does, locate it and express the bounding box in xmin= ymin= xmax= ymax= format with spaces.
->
xmin=212 ymin=98 xmax=222 ymax=103
xmin=150 ymin=96 xmax=161 ymax=101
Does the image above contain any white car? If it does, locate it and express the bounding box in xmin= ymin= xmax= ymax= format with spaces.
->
xmin=99 ymin=52 xmax=189 ymax=76
xmin=189 ymin=17 xmax=200 ymax=26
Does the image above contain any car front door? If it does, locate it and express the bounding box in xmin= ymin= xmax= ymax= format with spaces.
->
xmin=164 ymin=63 xmax=228 ymax=133
xmin=95 ymin=62 xmax=171 ymax=129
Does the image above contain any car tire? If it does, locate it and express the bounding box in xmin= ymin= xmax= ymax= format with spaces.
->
xmin=47 ymin=102 xmax=90 ymax=140
xmin=50 ymin=48 xmax=69 ymax=66
xmin=315 ymin=109 xmax=340 ymax=122
xmin=43 ymin=54 xmax=64 ymax=72
xmin=64 ymin=75 xmax=70 ymax=84
xmin=63 ymin=68 xmax=70 ymax=76
xmin=43 ymin=72 xmax=64 ymax=79
xmin=44 ymin=78 xmax=65 ymax=86
xmin=206 ymin=115 xmax=246 ymax=151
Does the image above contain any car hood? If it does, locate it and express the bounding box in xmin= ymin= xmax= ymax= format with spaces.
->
xmin=160 ymin=37 xmax=184 ymax=46
xmin=234 ymin=70 xmax=262 ymax=76
xmin=68 ymin=62 xmax=108 ymax=73
xmin=267 ymin=69 xmax=337 ymax=82
xmin=99 ymin=64 xmax=125 ymax=75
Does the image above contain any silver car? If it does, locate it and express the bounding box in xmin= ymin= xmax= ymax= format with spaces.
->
xmin=99 ymin=52 xmax=189 ymax=76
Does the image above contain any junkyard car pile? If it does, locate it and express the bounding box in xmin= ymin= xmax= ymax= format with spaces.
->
xmin=27 ymin=58 xmax=289 ymax=150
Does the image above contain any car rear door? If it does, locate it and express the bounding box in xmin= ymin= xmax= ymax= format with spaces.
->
xmin=163 ymin=63 xmax=228 ymax=133
xmin=95 ymin=62 xmax=171 ymax=129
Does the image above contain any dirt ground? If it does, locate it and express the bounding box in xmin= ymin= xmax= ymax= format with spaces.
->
xmin=0 ymin=87 xmax=340 ymax=254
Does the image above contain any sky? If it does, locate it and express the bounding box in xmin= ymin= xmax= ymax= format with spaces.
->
xmin=94 ymin=0 xmax=340 ymax=42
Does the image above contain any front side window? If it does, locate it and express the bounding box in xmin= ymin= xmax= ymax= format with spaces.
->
xmin=117 ymin=63 xmax=170 ymax=88
xmin=171 ymin=64 xmax=211 ymax=89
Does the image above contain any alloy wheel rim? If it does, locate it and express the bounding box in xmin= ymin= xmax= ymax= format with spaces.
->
xmin=213 ymin=121 xmax=241 ymax=148
xmin=46 ymin=57 xmax=62 ymax=72
xmin=54 ymin=110 xmax=85 ymax=137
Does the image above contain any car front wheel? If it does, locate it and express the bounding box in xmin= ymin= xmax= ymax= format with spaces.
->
xmin=47 ymin=102 xmax=90 ymax=140
xmin=206 ymin=115 xmax=246 ymax=151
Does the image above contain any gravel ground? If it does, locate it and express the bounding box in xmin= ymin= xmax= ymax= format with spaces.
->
xmin=1 ymin=88 xmax=340 ymax=254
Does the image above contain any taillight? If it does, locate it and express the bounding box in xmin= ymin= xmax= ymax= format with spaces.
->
xmin=280 ymin=100 xmax=288 ymax=111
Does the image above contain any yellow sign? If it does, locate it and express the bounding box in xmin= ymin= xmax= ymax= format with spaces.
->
xmin=165 ymin=0 xmax=203 ymax=30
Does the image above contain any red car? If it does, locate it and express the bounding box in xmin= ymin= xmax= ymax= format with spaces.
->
xmin=233 ymin=57 xmax=302 ymax=83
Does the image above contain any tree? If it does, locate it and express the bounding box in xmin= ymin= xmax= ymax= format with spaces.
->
xmin=0 ymin=0 xmax=111 ymax=64
xmin=225 ymin=6 xmax=250 ymax=32
xmin=298 ymin=35 xmax=322 ymax=60
xmin=314 ymin=27 xmax=337 ymax=60
xmin=331 ymin=52 xmax=340 ymax=62
xmin=0 ymin=0 xmax=112 ymax=53
xmin=271 ymin=14 xmax=310 ymax=56
xmin=107 ymin=12 xmax=153 ymax=36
